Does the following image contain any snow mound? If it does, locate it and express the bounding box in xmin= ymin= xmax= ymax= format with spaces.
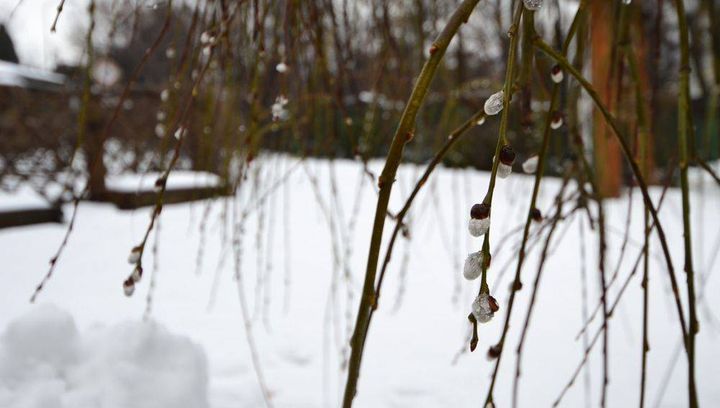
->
xmin=0 ymin=305 xmax=209 ymax=408
xmin=106 ymin=171 xmax=221 ymax=193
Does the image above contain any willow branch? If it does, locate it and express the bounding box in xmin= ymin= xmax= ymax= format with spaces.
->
xmin=341 ymin=1 xmax=482 ymax=406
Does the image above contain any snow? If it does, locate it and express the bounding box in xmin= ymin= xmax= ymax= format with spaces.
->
xmin=106 ymin=171 xmax=222 ymax=193
xmin=0 ymin=185 xmax=53 ymax=211
xmin=0 ymin=305 xmax=208 ymax=408
xmin=0 ymin=61 xmax=64 ymax=89
xmin=1 ymin=156 xmax=719 ymax=407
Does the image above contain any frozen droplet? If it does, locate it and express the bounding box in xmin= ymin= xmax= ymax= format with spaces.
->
xmin=463 ymin=251 xmax=485 ymax=280
xmin=497 ymin=162 xmax=512 ymax=179
xmin=468 ymin=217 xmax=490 ymax=237
xmin=128 ymin=247 xmax=141 ymax=264
xmin=155 ymin=123 xmax=166 ymax=138
xmin=484 ymin=90 xmax=504 ymax=116
xmin=522 ymin=155 xmax=539 ymax=174
xmin=131 ymin=266 xmax=143 ymax=283
xmin=276 ymin=62 xmax=288 ymax=73
xmin=523 ymin=0 xmax=543 ymax=10
xmin=472 ymin=293 xmax=495 ymax=323
xmin=272 ymin=95 xmax=290 ymax=121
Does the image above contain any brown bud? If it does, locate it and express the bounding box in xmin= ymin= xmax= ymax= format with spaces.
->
xmin=470 ymin=203 xmax=490 ymax=220
xmin=487 ymin=344 xmax=502 ymax=359
xmin=499 ymin=145 xmax=516 ymax=165
xmin=530 ymin=208 xmax=542 ymax=222
xmin=512 ymin=279 xmax=523 ymax=292
xmin=154 ymin=177 xmax=166 ymax=191
xmin=488 ymin=295 xmax=499 ymax=312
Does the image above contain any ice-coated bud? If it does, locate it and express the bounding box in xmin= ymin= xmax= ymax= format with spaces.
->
xmin=154 ymin=176 xmax=166 ymax=192
xmin=497 ymin=163 xmax=513 ymax=179
xmin=470 ymin=203 xmax=490 ymax=220
xmin=463 ymin=251 xmax=486 ymax=280
xmin=174 ymin=127 xmax=186 ymax=140
xmin=472 ymin=293 xmax=499 ymax=323
xmin=496 ymin=146 xmax=515 ymax=178
xmin=123 ymin=277 xmax=135 ymax=297
xmin=128 ymin=246 xmax=141 ymax=264
xmin=522 ymin=155 xmax=539 ymax=174
xmin=551 ymin=65 xmax=564 ymax=83
xmin=131 ymin=265 xmax=143 ymax=282
xmin=523 ymin=0 xmax=543 ymax=11
xmin=276 ymin=62 xmax=288 ymax=73
xmin=468 ymin=217 xmax=491 ymax=237
xmin=155 ymin=123 xmax=166 ymax=138
xmin=484 ymin=90 xmax=504 ymax=116
xmin=551 ymin=112 xmax=564 ymax=129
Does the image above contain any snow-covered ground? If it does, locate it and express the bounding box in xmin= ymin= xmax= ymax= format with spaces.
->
xmin=1 ymin=156 xmax=719 ymax=407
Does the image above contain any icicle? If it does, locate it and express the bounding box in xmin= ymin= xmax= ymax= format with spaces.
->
xmin=463 ymin=251 xmax=485 ymax=280
xmin=522 ymin=155 xmax=539 ymax=174
xmin=472 ymin=293 xmax=499 ymax=323
xmin=128 ymin=246 xmax=141 ymax=264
